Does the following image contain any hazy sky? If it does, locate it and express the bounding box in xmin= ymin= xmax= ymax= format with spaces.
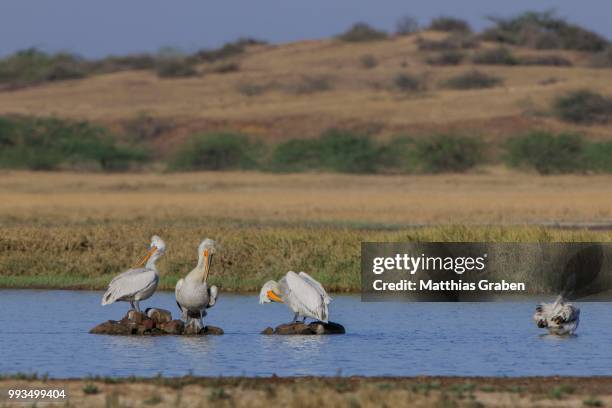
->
xmin=0 ymin=1 xmax=609 ymax=58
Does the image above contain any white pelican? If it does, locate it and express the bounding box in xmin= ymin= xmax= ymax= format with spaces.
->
xmin=101 ymin=235 xmax=166 ymax=312
xmin=259 ymin=271 xmax=331 ymax=323
xmin=175 ymin=239 xmax=219 ymax=332
xmin=533 ymin=295 xmax=580 ymax=335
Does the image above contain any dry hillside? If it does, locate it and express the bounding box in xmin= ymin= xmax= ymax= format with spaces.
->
xmin=1 ymin=32 xmax=611 ymax=152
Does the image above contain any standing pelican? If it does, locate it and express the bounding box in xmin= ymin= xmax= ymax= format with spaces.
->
xmin=101 ymin=235 xmax=166 ymax=312
xmin=175 ymin=239 xmax=219 ymax=332
xmin=533 ymin=295 xmax=580 ymax=335
xmin=259 ymin=271 xmax=331 ymax=323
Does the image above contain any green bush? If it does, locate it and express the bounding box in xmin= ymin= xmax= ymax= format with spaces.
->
xmin=413 ymin=135 xmax=483 ymax=173
xmin=195 ymin=38 xmax=265 ymax=62
xmin=393 ymin=73 xmax=426 ymax=92
xmin=0 ymin=116 xmax=147 ymax=171
xmin=472 ymin=47 xmax=518 ymax=65
xmin=553 ymin=90 xmax=612 ymax=124
xmin=316 ymin=130 xmax=382 ymax=173
xmin=169 ymin=133 xmax=257 ymax=171
xmin=417 ymin=34 xmax=479 ymax=51
xmin=396 ymin=16 xmax=419 ymax=35
xmin=426 ymin=51 xmax=465 ymax=66
xmin=0 ymin=48 xmax=86 ymax=89
xmin=591 ymin=46 xmax=612 ymax=68
xmin=337 ymin=23 xmax=388 ymax=42
xmin=269 ymin=139 xmax=323 ymax=172
xmin=584 ymin=141 xmax=612 ymax=173
xmin=518 ymin=55 xmax=572 ymax=66
xmin=443 ymin=70 xmax=502 ymax=89
xmin=505 ymin=132 xmax=585 ymax=174
xmin=429 ymin=17 xmax=471 ymax=33
xmin=155 ymin=57 xmax=198 ymax=78
xmin=481 ymin=10 xmax=607 ymax=51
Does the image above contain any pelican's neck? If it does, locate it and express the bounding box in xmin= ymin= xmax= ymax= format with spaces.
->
xmin=145 ymin=252 xmax=162 ymax=270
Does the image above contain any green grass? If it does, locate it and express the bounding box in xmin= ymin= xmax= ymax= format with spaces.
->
xmin=2 ymin=224 xmax=611 ymax=292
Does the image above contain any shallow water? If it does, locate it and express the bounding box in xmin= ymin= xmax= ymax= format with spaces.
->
xmin=0 ymin=290 xmax=610 ymax=378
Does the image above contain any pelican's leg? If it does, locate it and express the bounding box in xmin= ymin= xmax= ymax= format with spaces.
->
xmin=292 ymin=312 xmax=299 ymax=323
xmin=199 ymin=310 xmax=204 ymax=330
xmin=130 ymin=301 xmax=136 ymax=310
xmin=302 ymin=316 xmax=307 ymax=323
xmin=134 ymin=301 xmax=140 ymax=312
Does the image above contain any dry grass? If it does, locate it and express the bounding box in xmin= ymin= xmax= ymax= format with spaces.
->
xmin=0 ymin=33 xmax=611 ymax=145
xmin=2 ymin=171 xmax=612 ymax=291
xmin=1 ymin=376 xmax=611 ymax=407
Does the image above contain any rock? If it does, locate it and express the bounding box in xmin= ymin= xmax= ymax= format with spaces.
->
xmin=90 ymin=320 xmax=133 ymax=335
xmin=160 ymin=320 xmax=185 ymax=335
xmin=121 ymin=310 xmax=148 ymax=324
xmin=145 ymin=308 xmax=173 ymax=325
xmin=202 ymin=325 xmax=224 ymax=335
xmin=265 ymin=321 xmax=346 ymax=335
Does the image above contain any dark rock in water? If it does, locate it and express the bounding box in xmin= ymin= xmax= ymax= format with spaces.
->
xmin=262 ymin=321 xmax=345 ymax=335
xmin=159 ymin=319 xmax=185 ymax=335
xmin=90 ymin=308 xmax=225 ymax=336
xmin=145 ymin=308 xmax=173 ymax=325
xmin=202 ymin=325 xmax=224 ymax=335
xmin=90 ymin=320 xmax=133 ymax=335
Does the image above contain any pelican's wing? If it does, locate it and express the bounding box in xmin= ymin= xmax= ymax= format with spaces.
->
xmin=175 ymin=278 xmax=185 ymax=311
xmin=284 ymin=271 xmax=329 ymax=322
xmin=101 ymin=268 xmax=157 ymax=305
xmin=554 ymin=302 xmax=580 ymax=323
xmin=298 ymin=272 xmax=332 ymax=304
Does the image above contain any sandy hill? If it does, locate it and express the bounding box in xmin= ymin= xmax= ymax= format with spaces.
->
xmin=0 ymin=31 xmax=611 ymax=149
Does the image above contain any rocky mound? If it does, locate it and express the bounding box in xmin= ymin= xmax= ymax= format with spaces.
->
xmin=90 ymin=308 xmax=223 ymax=336
xmin=261 ymin=321 xmax=345 ymax=335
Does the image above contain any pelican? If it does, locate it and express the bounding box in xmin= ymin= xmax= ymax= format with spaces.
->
xmin=101 ymin=235 xmax=166 ymax=312
xmin=259 ymin=271 xmax=331 ymax=323
xmin=175 ymin=239 xmax=219 ymax=332
xmin=533 ymin=295 xmax=580 ymax=335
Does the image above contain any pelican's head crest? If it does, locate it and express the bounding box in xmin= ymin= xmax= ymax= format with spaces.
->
xmin=150 ymin=235 xmax=166 ymax=253
xmin=198 ymin=238 xmax=217 ymax=255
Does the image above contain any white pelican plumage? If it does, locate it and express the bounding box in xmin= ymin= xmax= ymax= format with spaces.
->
xmin=259 ymin=271 xmax=331 ymax=323
xmin=101 ymin=235 xmax=166 ymax=312
xmin=533 ymin=295 xmax=580 ymax=335
xmin=175 ymin=239 xmax=219 ymax=332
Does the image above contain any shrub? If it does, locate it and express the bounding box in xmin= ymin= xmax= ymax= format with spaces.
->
xmin=584 ymin=141 xmax=612 ymax=173
xmin=443 ymin=70 xmax=502 ymax=89
xmin=360 ymin=54 xmax=378 ymax=69
xmin=82 ymin=384 xmax=99 ymax=395
xmin=122 ymin=113 xmax=175 ymax=142
xmin=414 ymin=135 xmax=482 ymax=173
xmin=518 ymin=55 xmax=572 ymax=66
xmin=417 ymin=34 xmax=479 ymax=51
xmin=553 ymin=90 xmax=612 ymax=124
xmin=195 ymin=38 xmax=265 ymax=62
xmin=0 ymin=116 xmax=147 ymax=171
xmin=89 ymin=54 xmax=156 ymax=73
xmin=316 ymin=130 xmax=382 ymax=173
xmin=472 ymin=47 xmax=518 ymax=65
xmin=337 ymin=23 xmax=388 ymax=42
xmin=0 ymin=48 xmax=86 ymax=89
xmin=393 ymin=73 xmax=426 ymax=92
xmin=155 ymin=57 xmax=198 ymax=78
xmin=426 ymin=51 xmax=464 ymax=66
xmin=169 ymin=133 xmax=257 ymax=171
xmin=269 ymin=139 xmax=323 ymax=172
xmin=396 ymin=16 xmax=419 ymax=35
xmin=211 ymin=62 xmax=240 ymax=74
xmin=505 ymin=132 xmax=585 ymax=174
xmin=591 ymin=46 xmax=612 ymax=68
xmin=286 ymin=76 xmax=332 ymax=94
xmin=429 ymin=17 xmax=471 ymax=33
xmin=481 ymin=10 xmax=607 ymax=51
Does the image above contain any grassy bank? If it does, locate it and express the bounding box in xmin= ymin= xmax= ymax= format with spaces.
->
xmin=1 ymin=223 xmax=611 ymax=292
xmin=1 ymin=375 xmax=610 ymax=407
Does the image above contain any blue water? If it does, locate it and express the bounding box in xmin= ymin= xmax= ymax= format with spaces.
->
xmin=0 ymin=290 xmax=611 ymax=378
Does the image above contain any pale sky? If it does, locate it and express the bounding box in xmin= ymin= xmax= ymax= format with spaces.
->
xmin=0 ymin=0 xmax=608 ymax=58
